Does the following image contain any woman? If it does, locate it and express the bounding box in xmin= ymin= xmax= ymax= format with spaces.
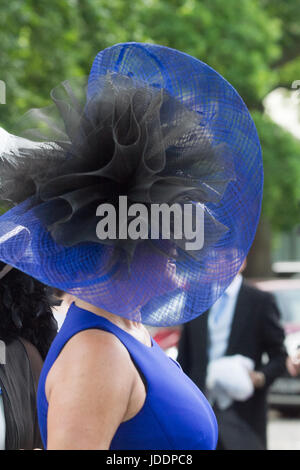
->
xmin=0 ymin=43 xmax=263 ymax=449
xmin=0 ymin=262 xmax=57 ymax=450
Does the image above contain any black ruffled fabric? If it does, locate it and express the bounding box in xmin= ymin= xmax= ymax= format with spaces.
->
xmin=0 ymin=73 xmax=234 ymax=263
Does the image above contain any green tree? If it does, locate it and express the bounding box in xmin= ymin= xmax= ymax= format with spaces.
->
xmin=0 ymin=0 xmax=299 ymax=275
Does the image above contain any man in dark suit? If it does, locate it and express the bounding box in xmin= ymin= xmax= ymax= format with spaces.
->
xmin=177 ymin=269 xmax=287 ymax=450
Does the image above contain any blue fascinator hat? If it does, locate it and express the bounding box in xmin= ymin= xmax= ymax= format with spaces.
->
xmin=0 ymin=43 xmax=263 ymax=326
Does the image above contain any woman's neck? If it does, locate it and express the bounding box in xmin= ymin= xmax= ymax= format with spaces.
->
xmin=73 ymin=297 xmax=142 ymax=331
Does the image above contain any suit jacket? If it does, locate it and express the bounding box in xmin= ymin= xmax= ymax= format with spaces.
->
xmin=177 ymin=281 xmax=287 ymax=449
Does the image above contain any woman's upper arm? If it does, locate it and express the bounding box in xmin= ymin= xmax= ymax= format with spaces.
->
xmin=46 ymin=330 xmax=134 ymax=450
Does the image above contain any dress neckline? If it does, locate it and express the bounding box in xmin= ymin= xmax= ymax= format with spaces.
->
xmin=68 ymin=302 xmax=155 ymax=350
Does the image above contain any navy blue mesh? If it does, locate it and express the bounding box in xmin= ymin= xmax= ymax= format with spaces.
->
xmin=0 ymin=43 xmax=263 ymax=326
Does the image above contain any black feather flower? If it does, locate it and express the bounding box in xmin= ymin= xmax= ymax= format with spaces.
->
xmin=0 ymin=73 xmax=235 ymax=264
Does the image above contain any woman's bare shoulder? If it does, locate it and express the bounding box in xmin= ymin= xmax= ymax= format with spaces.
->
xmin=46 ymin=328 xmax=134 ymax=397
xmin=63 ymin=328 xmax=130 ymax=358
xmin=46 ymin=328 xmax=135 ymax=449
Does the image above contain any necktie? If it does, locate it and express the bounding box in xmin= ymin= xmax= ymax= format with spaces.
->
xmin=211 ymin=292 xmax=228 ymax=323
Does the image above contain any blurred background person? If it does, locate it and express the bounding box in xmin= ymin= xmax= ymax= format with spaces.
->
xmin=0 ymin=262 xmax=58 ymax=450
xmin=286 ymin=349 xmax=300 ymax=377
xmin=177 ymin=260 xmax=287 ymax=450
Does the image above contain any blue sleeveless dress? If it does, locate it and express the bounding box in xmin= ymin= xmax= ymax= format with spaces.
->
xmin=37 ymin=303 xmax=218 ymax=450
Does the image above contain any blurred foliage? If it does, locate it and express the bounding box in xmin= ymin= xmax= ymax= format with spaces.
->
xmin=252 ymin=111 xmax=300 ymax=231
xmin=262 ymin=0 xmax=300 ymax=86
xmin=0 ymin=0 xmax=299 ymax=231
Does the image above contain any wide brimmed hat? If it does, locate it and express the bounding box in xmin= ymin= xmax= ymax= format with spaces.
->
xmin=0 ymin=43 xmax=263 ymax=326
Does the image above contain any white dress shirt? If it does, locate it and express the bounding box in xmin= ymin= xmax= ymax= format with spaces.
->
xmin=206 ymin=274 xmax=256 ymax=409
xmin=208 ymin=273 xmax=243 ymax=361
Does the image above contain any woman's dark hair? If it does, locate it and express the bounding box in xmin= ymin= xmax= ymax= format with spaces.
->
xmin=0 ymin=262 xmax=58 ymax=359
